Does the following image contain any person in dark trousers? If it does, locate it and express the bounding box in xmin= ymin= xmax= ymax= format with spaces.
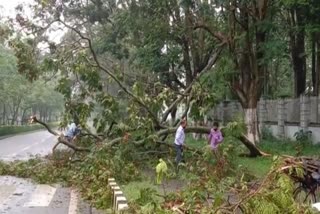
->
xmin=174 ymin=119 xmax=187 ymax=166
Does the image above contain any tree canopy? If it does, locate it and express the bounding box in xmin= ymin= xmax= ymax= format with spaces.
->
xmin=1 ymin=0 xmax=319 ymax=154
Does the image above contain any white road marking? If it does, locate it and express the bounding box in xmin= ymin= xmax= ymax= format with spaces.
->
xmin=9 ymin=135 xmax=53 ymax=157
xmin=23 ymin=185 xmax=56 ymax=207
xmin=68 ymin=189 xmax=78 ymax=214
xmin=0 ymin=185 xmax=16 ymax=206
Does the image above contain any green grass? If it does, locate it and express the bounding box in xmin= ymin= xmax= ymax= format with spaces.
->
xmin=186 ymin=136 xmax=320 ymax=178
xmin=0 ymin=122 xmax=59 ymax=137
xmin=121 ymin=181 xmax=163 ymax=203
xmin=239 ymin=139 xmax=320 ymax=178
xmin=235 ymin=156 xmax=273 ymax=178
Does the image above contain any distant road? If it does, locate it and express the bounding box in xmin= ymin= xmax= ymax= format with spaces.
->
xmin=0 ymin=131 xmax=102 ymax=214
xmin=0 ymin=130 xmax=57 ymax=161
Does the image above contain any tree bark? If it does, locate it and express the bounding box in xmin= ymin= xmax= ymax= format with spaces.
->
xmin=290 ymin=8 xmax=307 ymax=97
xmin=316 ymin=39 xmax=320 ymax=96
xmin=225 ymin=2 xmax=268 ymax=145
xmin=11 ymin=98 xmax=22 ymax=125
xmin=312 ymin=33 xmax=317 ymax=96
xmin=2 ymin=103 xmax=6 ymax=125
xmin=48 ymin=109 xmax=52 ymax=122
xmin=170 ymin=105 xmax=177 ymax=125
xmin=156 ymin=126 xmax=267 ymax=157
xmin=21 ymin=107 xmax=31 ymax=125
xmin=243 ymin=108 xmax=259 ymax=144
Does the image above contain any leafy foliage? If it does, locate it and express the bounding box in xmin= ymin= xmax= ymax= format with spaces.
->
xmin=0 ymin=122 xmax=58 ymax=136
xmin=0 ymin=147 xmax=140 ymax=209
xmin=0 ymin=43 xmax=63 ymax=125
xmin=3 ymin=0 xmax=320 ymax=212
xmin=294 ymin=130 xmax=313 ymax=144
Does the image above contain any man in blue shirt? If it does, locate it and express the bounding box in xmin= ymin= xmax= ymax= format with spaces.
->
xmin=65 ymin=122 xmax=81 ymax=142
xmin=174 ymin=118 xmax=187 ymax=165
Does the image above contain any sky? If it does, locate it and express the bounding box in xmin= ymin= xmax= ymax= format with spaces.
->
xmin=0 ymin=0 xmax=33 ymax=18
xmin=0 ymin=0 xmax=64 ymax=44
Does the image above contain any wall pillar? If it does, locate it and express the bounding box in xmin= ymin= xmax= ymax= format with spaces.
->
xmin=219 ymin=102 xmax=224 ymax=124
xmin=230 ymin=101 xmax=239 ymax=120
xmin=259 ymin=98 xmax=267 ymax=126
xmin=300 ymin=95 xmax=310 ymax=132
xmin=277 ymin=99 xmax=285 ymax=138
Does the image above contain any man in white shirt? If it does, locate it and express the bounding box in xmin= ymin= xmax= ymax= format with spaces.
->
xmin=174 ymin=118 xmax=187 ymax=165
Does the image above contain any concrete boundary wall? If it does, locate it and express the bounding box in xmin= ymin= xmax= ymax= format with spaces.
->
xmin=213 ymin=96 xmax=320 ymax=143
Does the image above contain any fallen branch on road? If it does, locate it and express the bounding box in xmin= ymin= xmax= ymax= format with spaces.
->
xmin=29 ymin=116 xmax=90 ymax=153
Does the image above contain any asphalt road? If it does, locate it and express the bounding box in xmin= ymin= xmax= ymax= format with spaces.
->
xmin=0 ymin=131 xmax=102 ymax=214
xmin=0 ymin=130 xmax=57 ymax=161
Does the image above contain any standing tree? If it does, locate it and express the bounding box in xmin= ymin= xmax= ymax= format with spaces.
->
xmin=10 ymin=0 xmax=271 ymax=156
xmin=286 ymin=1 xmax=307 ymax=97
xmin=198 ymin=0 xmax=277 ymax=144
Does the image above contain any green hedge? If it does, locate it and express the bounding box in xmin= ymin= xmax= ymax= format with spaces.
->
xmin=0 ymin=122 xmax=59 ymax=137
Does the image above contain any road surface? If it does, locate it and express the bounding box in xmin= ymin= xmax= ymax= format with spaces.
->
xmin=0 ymin=130 xmax=57 ymax=161
xmin=0 ymin=130 xmax=101 ymax=214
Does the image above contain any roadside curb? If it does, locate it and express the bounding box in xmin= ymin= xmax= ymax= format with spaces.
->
xmin=108 ymin=178 xmax=129 ymax=213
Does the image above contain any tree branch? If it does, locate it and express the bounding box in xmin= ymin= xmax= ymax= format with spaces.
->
xmin=29 ymin=116 xmax=90 ymax=152
xmin=81 ymin=127 xmax=103 ymax=141
xmin=194 ymin=24 xmax=227 ymax=42
xmin=161 ymin=44 xmax=225 ymax=123
xmin=58 ymin=20 xmax=164 ymax=129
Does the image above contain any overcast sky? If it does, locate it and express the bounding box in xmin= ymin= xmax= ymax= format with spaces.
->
xmin=0 ymin=0 xmax=33 ymax=18
xmin=1 ymin=0 xmax=64 ymax=44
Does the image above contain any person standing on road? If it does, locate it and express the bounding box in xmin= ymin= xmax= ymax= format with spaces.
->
xmin=174 ymin=118 xmax=187 ymax=166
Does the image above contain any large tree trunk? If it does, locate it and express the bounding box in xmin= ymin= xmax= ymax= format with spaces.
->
xmin=11 ymin=103 xmax=21 ymax=125
xmin=233 ymin=86 xmax=261 ymax=145
xmin=243 ymin=108 xmax=259 ymax=144
xmin=156 ymin=126 xmax=267 ymax=157
xmin=21 ymin=107 xmax=31 ymax=125
xmin=2 ymin=103 xmax=6 ymax=125
xmin=48 ymin=111 xmax=52 ymax=122
xmin=316 ymin=39 xmax=320 ymax=96
xmin=290 ymin=8 xmax=307 ymax=97
xmin=40 ymin=106 xmax=43 ymax=122
xmin=312 ymin=33 xmax=317 ymax=96
xmin=171 ymin=106 xmax=177 ymax=125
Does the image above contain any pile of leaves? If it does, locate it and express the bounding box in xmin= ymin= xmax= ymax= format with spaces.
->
xmin=145 ymin=156 xmax=316 ymax=214
xmin=1 ymin=118 xmax=318 ymax=213
xmin=117 ymin=136 xmax=319 ymax=213
xmin=0 ymin=119 xmax=250 ymax=213
xmin=0 ymin=147 xmax=140 ymax=209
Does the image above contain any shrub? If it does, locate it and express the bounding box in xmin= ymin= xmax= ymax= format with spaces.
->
xmin=0 ymin=122 xmax=58 ymax=136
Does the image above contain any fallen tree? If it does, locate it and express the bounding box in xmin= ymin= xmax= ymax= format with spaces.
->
xmin=31 ymin=114 xmax=268 ymax=157
xmin=29 ymin=116 xmax=90 ymax=152
xmin=16 ymin=1 xmax=270 ymax=158
xmin=214 ymin=155 xmax=319 ymax=213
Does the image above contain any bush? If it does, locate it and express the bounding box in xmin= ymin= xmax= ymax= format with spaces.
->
xmin=294 ymin=129 xmax=312 ymax=144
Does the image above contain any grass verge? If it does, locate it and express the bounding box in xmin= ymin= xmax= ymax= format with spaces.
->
xmin=0 ymin=122 xmax=59 ymax=137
